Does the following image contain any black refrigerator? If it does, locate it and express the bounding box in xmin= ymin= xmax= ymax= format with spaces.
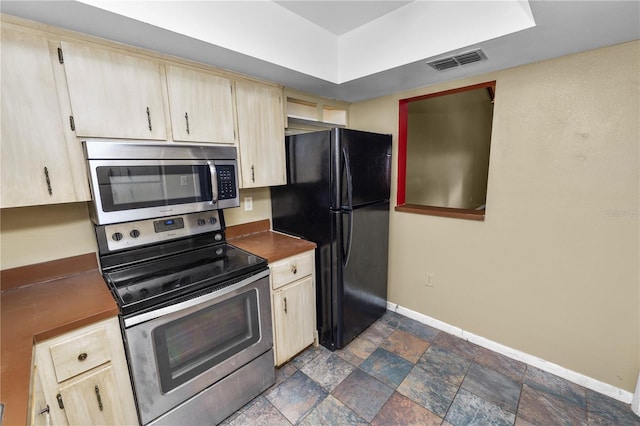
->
xmin=271 ymin=128 xmax=392 ymax=350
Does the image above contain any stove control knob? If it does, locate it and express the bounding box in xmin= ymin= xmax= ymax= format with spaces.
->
xmin=214 ymin=233 xmax=223 ymax=241
xmin=196 ymin=219 xmax=206 ymax=226
xmin=130 ymin=229 xmax=140 ymax=238
xmin=209 ymin=217 xmax=217 ymax=225
xmin=112 ymin=232 xmax=123 ymax=242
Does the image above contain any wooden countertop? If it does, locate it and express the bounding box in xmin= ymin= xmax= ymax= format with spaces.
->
xmin=227 ymin=219 xmax=316 ymax=263
xmin=0 ymin=253 xmax=118 ymax=426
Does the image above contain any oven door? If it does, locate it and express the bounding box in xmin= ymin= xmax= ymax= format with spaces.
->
xmin=123 ymin=269 xmax=272 ymax=425
xmin=87 ymin=159 xmax=239 ymax=224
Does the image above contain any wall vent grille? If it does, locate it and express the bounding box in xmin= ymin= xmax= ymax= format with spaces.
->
xmin=427 ymin=49 xmax=487 ymax=71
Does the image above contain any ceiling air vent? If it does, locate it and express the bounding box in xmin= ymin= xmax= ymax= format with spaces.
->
xmin=427 ymin=49 xmax=487 ymax=71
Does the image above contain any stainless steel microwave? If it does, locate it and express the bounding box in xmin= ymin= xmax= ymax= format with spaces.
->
xmin=83 ymin=140 xmax=240 ymax=225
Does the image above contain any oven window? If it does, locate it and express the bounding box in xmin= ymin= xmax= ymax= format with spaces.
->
xmin=96 ymin=165 xmax=212 ymax=211
xmin=153 ymin=289 xmax=260 ymax=393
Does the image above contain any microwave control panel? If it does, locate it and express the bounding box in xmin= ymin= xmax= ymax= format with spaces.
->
xmin=216 ymin=165 xmax=237 ymax=200
xmin=100 ymin=211 xmax=222 ymax=252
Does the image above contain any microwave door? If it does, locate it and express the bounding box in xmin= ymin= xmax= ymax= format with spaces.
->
xmin=98 ymin=164 xmax=212 ymax=208
xmin=88 ymin=160 xmax=226 ymax=224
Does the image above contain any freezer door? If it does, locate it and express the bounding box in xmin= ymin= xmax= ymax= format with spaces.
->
xmin=271 ymin=131 xmax=333 ymax=242
xmin=336 ymin=129 xmax=392 ymax=208
xmin=333 ymin=200 xmax=390 ymax=349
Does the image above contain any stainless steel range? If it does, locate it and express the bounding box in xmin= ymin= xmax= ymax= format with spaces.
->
xmin=86 ymin=142 xmax=275 ymax=425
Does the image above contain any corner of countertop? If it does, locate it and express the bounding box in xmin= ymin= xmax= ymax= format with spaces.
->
xmin=226 ymin=219 xmax=271 ymax=240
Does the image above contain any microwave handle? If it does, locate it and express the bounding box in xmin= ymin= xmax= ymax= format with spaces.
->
xmin=207 ymin=161 xmax=218 ymax=205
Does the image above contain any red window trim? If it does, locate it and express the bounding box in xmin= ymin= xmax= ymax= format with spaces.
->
xmin=396 ymin=81 xmax=495 ymax=220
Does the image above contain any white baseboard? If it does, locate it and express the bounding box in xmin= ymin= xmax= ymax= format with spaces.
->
xmin=386 ymin=302 xmax=635 ymax=405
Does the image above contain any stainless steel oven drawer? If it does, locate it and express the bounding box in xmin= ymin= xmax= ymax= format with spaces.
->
xmin=149 ymin=349 xmax=275 ymax=425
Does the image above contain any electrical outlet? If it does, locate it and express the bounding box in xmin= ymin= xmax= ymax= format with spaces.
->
xmin=425 ymin=273 xmax=434 ymax=287
xmin=244 ymin=196 xmax=253 ymax=211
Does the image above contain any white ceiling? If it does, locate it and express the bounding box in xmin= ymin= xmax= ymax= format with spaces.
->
xmin=1 ymin=1 xmax=638 ymax=103
xmin=274 ymin=1 xmax=413 ymax=35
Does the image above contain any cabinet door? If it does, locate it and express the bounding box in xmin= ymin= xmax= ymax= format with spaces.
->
xmin=166 ymin=65 xmax=235 ymax=143
xmin=33 ymin=317 xmax=138 ymax=426
xmin=272 ymin=276 xmax=315 ymax=365
xmin=60 ymin=41 xmax=166 ymax=139
xmin=0 ymin=28 xmax=85 ymax=208
xmin=58 ymin=364 xmax=128 ymax=426
xmin=235 ymin=81 xmax=286 ymax=188
xmin=29 ymin=365 xmax=51 ymax=426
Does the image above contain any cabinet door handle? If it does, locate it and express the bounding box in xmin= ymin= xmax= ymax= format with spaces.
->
xmin=185 ymin=112 xmax=190 ymax=134
xmin=77 ymin=352 xmax=88 ymax=361
xmin=146 ymin=106 xmax=152 ymax=131
xmin=38 ymin=405 xmax=50 ymax=415
xmin=290 ymin=264 xmax=297 ymax=274
xmin=284 ymin=297 xmax=287 ymax=314
xmin=43 ymin=167 xmax=52 ymax=196
xmin=95 ymin=385 xmax=104 ymax=411
xmin=251 ymin=165 xmax=255 ymax=183
xmin=56 ymin=393 xmax=64 ymax=409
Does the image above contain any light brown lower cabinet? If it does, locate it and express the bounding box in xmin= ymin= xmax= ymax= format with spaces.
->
xmin=29 ymin=317 xmax=138 ymax=426
xmin=29 ymin=365 xmax=50 ymax=426
xmin=270 ymin=250 xmax=317 ymax=366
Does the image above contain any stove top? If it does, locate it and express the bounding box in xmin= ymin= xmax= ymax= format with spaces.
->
xmin=102 ymin=241 xmax=267 ymax=316
xmin=96 ymin=211 xmax=268 ymax=316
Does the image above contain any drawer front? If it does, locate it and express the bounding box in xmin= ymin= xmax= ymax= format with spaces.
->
xmin=49 ymin=326 xmax=112 ymax=382
xmin=271 ymin=251 xmax=314 ymax=290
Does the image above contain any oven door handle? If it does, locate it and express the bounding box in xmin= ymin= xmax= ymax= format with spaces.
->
xmin=208 ymin=161 xmax=218 ymax=205
xmin=123 ymin=269 xmax=269 ymax=328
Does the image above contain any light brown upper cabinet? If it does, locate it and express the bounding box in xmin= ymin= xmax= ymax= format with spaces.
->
xmin=235 ymin=81 xmax=286 ymax=188
xmin=60 ymin=41 xmax=167 ymax=140
xmin=1 ymin=27 xmax=90 ymax=208
xmin=165 ymin=65 xmax=236 ymax=144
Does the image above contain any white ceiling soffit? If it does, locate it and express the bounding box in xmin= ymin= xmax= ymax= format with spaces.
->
xmin=73 ymin=0 xmax=535 ymax=84
xmin=337 ymin=1 xmax=534 ymax=83
xmin=1 ymin=1 xmax=638 ymax=102
xmin=275 ymin=1 xmax=413 ymax=36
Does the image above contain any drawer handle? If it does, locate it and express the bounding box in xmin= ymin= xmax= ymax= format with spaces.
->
xmin=291 ymin=264 xmax=297 ymax=274
xmin=78 ymin=352 xmax=88 ymax=362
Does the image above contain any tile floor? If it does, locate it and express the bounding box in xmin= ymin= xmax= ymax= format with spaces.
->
xmin=222 ymin=311 xmax=639 ymax=425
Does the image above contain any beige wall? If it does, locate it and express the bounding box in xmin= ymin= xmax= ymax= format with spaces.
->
xmin=224 ymin=187 xmax=272 ymax=227
xmin=0 ymin=187 xmax=272 ymax=270
xmin=350 ymin=41 xmax=639 ymax=392
xmin=0 ymin=203 xmax=97 ymax=270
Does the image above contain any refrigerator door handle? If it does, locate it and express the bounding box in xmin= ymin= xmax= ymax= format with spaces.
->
xmin=342 ymin=148 xmax=354 ymax=267
xmin=342 ymin=148 xmax=353 ymax=210
xmin=342 ymin=210 xmax=353 ymax=267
